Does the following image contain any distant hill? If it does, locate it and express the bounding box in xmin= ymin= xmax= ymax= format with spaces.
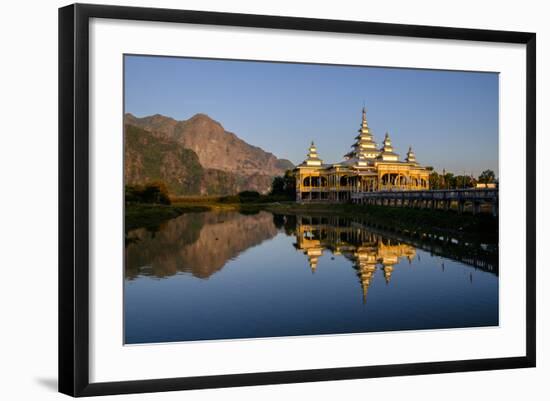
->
xmin=124 ymin=113 xmax=294 ymax=196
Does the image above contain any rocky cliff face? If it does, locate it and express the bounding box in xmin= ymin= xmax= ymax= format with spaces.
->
xmin=125 ymin=124 xmax=204 ymax=195
xmin=124 ymin=113 xmax=293 ymax=195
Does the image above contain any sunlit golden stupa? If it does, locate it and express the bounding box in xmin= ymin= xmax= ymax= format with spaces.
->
xmin=295 ymin=107 xmax=431 ymax=202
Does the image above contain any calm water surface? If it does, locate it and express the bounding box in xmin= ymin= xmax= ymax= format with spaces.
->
xmin=125 ymin=210 xmax=498 ymax=344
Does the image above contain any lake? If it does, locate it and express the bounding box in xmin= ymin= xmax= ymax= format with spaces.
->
xmin=124 ymin=210 xmax=498 ymax=344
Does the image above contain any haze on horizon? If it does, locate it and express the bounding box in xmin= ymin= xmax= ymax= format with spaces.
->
xmin=125 ymin=55 xmax=499 ymax=177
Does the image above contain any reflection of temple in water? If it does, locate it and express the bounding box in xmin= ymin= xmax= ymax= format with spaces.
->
xmin=294 ymin=215 xmax=416 ymax=302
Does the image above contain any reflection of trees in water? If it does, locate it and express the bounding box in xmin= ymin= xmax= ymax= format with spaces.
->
xmin=125 ymin=211 xmax=278 ymax=280
xmin=272 ymin=213 xmax=297 ymax=236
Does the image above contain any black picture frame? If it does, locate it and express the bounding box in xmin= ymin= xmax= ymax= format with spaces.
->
xmin=58 ymin=3 xmax=536 ymax=397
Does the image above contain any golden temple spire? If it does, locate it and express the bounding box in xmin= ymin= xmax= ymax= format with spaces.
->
xmin=309 ymin=141 xmax=316 ymax=153
xmin=406 ymin=146 xmax=418 ymax=164
xmin=382 ymin=132 xmax=392 ymax=149
xmin=377 ymin=131 xmax=399 ymax=161
xmin=345 ymin=106 xmax=379 ymax=162
xmin=303 ymin=141 xmax=323 ymax=166
xmin=359 ymin=107 xmax=370 ymax=133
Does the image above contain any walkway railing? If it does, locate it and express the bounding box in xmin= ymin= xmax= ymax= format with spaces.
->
xmin=350 ymin=188 xmax=498 ymax=216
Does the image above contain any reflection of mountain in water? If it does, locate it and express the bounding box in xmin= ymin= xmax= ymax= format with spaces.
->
xmin=293 ymin=215 xmax=417 ymax=302
xmin=125 ymin=211 xmax=278 ymax=279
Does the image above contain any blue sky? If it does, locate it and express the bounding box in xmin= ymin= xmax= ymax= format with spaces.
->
xmin=125 ymin=55 xmax=498 ymax=177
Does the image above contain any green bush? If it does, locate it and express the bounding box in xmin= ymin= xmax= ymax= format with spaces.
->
xmin=237 ymin=191 xmax=261 ymax=202
xmin=219 ymin=195 xmax=240 ymax=203
xmin=125 ymin=182 xmax=171 ymax=205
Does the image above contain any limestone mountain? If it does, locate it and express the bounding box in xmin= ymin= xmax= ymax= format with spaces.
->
xmin=124 ymin=124 xmax=203 ymax=195
xmin=124 ymin=113 xmax=294 ymax=196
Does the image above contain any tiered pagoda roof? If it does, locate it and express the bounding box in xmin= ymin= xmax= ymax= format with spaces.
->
xmin=377 ymin=132 xmax=400 ymax=162
xmin=297 ymin=106 xmax=424 ymax=169
xmin=344 ymin=107 xmax=380 ymax=164
xmin=405 ymin=146 xmax=418 ymax=165
xmin=300 ymin=141 xmax=323 ymax=167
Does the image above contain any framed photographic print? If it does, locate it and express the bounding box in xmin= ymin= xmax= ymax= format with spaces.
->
xmin=58 ymin=3 xmax=536 ymax=397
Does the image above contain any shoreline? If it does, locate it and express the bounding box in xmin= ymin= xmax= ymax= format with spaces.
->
xmin=127 ymin=200 xmax=498 ymax=244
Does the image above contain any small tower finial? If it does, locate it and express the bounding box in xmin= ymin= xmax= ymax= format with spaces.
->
xmin=304 ymin=141 xmax=322 ymax=166
xmin=361 ymin=106 xmax=368 ymax=128
xmin=377 ymin=131 xmax=398 ymax=161
xmin=406 ymin=146 xmax=417 ymax=164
